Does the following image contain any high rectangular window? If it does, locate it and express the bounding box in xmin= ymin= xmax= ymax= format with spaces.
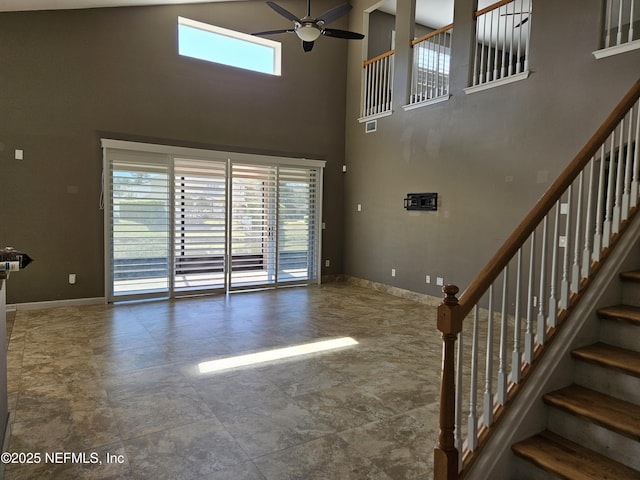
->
xmin=178 ymin=16 xmax=282 ymax=76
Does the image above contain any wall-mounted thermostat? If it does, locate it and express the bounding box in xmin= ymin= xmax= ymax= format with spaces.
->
xmin=404 ymin=193 xmax=438 ymax=211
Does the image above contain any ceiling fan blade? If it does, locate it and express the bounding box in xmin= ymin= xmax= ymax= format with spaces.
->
xmin=322 ymin=28 xmax=365 ymax=40
xmin=316 ymin=3 xmax=352 ymax=25
xmin=266 ymin=1 xmax=301 ymax=22
xmin=302 ymin=40 xmax=315 ymax=52
xmin=252 ymin=29 xmax=295 ymax=36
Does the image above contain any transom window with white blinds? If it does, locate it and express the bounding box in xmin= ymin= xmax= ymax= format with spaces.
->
xmin=102 ymin=139 xmax=324 ymax=302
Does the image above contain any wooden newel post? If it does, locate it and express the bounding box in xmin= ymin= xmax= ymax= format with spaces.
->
xmin=434 ymin=284 xmax=463 ymax=480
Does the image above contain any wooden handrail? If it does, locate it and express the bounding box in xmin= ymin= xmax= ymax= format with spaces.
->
xmin=457 ymin=77 xmax=640 ymax=315
xmin=411 ymin=23 xmax=454 ymax=46
xmin=476 ymin=0 xmax=518 ymax=17
xmin=362 ymin=49 xmax=395 ymax=67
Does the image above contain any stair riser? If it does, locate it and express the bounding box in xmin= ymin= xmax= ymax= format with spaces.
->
xmin=547 ymin=408 xmax=640 ymax=471
xmin=512 ymin=455 xmax=559 ymax=480
xmin=574 ymin=361 xmax=640 ymax=405
xmin=622 ymin=280 xmax=640 ymax=307
xmin=599 ymin=319 xmax=640 ymax=352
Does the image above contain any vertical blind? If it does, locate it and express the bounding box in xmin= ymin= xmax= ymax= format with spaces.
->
xmin=103 ymin=140 xmax=324 ymax=302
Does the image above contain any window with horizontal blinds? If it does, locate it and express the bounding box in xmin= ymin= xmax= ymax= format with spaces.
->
xmin=230 ymin=163 xmax=278 ymax=289
xmin=103 ymin=139 xmax=324 ymax=302
xmin=278 ymin=166 xmax=319 ymax=283
xmin=106 ymin=150 xmax=171 ymax=301
xmin=174 ymin=158 xmax=227 ymax=293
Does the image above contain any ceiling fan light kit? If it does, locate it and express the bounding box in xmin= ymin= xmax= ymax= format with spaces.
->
xmin=253 ymin=0 xmax=364 ymax=52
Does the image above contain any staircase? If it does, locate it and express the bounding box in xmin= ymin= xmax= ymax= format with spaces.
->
xmin=512 ymin=272 xmax=640 ymax=479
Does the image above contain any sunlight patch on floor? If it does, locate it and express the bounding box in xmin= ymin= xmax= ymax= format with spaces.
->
xmin=198 ymin=337 xmax=358 ymax=374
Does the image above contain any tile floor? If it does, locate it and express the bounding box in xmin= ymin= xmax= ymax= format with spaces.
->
xmin=4 ymin=282 xmax=443 ymax=479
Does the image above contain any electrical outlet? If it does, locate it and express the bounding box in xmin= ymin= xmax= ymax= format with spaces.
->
xmin=391 ymin=269 xmax=396 ymax=277
xmin=325 ymin=259 xmax=330 ymax=267
xmin=426 ymin=275 xmax=431 ymax=284
xmin=357 ymin=204 xmax=362 ymax=212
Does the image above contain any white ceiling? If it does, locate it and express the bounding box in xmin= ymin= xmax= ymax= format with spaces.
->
xmin=0 ymin=0 xmax=241 ymax=12
xmin=378 ymin=0 xmax=454 ymax=29
xmin=0 ymin=0 xmax=455 ymax=28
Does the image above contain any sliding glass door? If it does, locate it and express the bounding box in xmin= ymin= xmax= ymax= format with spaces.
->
xmin=230 ymin=163 xmax=278 ymax=289
xmin=107 ymin=150 xmax=171 ymax=300
xmin=277 ymin=167 xmax=319 ymax=283
xmin=103 ymin=140 xmax=324 ymax=302
xmin=174 ymin=158 xmax=227 ymax=294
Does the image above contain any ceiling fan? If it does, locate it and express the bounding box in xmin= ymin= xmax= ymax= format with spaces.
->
xmin=252 ymin=0 xmax=365 ymax=52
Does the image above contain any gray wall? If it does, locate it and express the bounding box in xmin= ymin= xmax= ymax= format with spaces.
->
xmin=344 ymin=0 xmax=640 ymax=298
xmin=0 ymin=0 xmax=348 ymax=303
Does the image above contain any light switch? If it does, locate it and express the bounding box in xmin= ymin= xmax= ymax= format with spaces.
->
xmin=15 ymin=149 xmax=23 ymax=160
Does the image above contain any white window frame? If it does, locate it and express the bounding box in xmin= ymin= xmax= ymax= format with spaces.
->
xmin=178 ymin=16 xmax=282 ymax=76
xmin=102 ymin=139 xmax=324 ymax=302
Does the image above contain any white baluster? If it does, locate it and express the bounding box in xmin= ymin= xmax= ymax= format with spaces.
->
xmin=387 ymin=56 xmax=392 ymax=110
xmin=377 ymin=60 xmax=383 ymax=113
xmin=472 ymin=22 xmax=480 ymax=86
xmin=560 ymin=187 xmax=572 ymax=310
xmin=605 ymin=0 xmax=613 ymax=48
xmin=409 ymin=44 xmax=418 ymax=105
xmin=537 ymin=216 xmax=548 ymax=345
xmin=603 ymin=134 xmax=616 ymax=248
xmin=508 ymin=4 xmax=515 ymax=76
xmin=523 ymin=6 xmax=531 ymax=73
xmin=498 ymin=268 xmax=509 ymax=405
xmin=381 ymin=59 xmax=385 ymax=112
xmin=432 ymin=39 xmax=438 ymax=99
xmin=367 ymin=64 xmax=373 ymax=116
xmin=500 ymin=5 xmax=508 ymax=79
xmin=572 ymin=173 xmax=584 ymax=293
xmin=491 ymin=9 xmax=498 ymax=82
xmin=622 ymin=108 xmax=634 ymax=220
xmin=583 ymin=162 xmax=595 ymax=279
xmin=512 ymin=248 xmax=523 ymax=383
xmin=617 ymin=0 xmax=624 ymax=46
xmin=630 ymin=0 xmax=636 ymax=43
xmin=385 ymin=56 xmax=391 ymax=111
xmin=632 ymin=104 xmax=640 ymax=206
xmin=455 ymin=327 xmax=463 ymax=461
xmin=525 ymin=230 xmax=536 ymax=364
xmin=480 ymin=14 xmax=488 ymax=84
xmin=593 ymin=145 xmax=607 ymax=260
xmin=613 ymin=120 xmax=625 ymax=233
xmin=483 ymin=285 xmax=494 ymax=426
xmin=549 ymin=202 xmax=560 ymax=327
xmin=516 ymin=8 xmax=524 ymax=74
xmin=467 ymin=305 xmax=480 ymax=451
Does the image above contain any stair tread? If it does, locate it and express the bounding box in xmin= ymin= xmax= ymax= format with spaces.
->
xmin=512 ymin=430 xmax=640 ymax=480
xmin=597 ymin=304 xmax=640 ymax=326
xmin=620 ymin=271 xmax=640 ymax=283
xmin=543 ymin=385 xmax=640 ymax=441
xmin=572 ymin=342 xmax=640 ymax=378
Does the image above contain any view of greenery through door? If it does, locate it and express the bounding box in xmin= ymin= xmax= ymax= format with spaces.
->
xmin=104 ymin=143 xmax=322 ymax=302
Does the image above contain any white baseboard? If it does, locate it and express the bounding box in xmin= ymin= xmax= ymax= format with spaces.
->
xmin=8 ymin=297 xmax=105 ymax=311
